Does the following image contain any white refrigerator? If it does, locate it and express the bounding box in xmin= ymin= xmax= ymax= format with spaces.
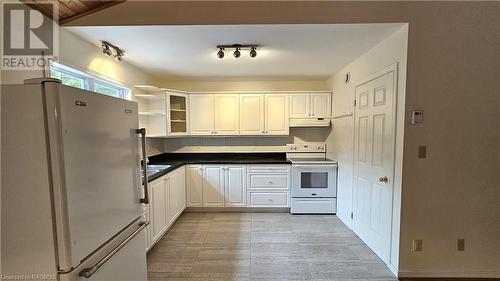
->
xmin=1 ymin=78 xmax=149 ymax=281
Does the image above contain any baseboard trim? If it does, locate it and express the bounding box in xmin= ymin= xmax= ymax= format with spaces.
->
xmin=398 ymin=270 xmax=500 ymax=279
xmin=185 ymin=207 xmax=290 ymax=213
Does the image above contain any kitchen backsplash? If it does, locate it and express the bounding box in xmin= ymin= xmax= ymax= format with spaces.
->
xmin=147 ymin=127 xmax=331 ymax=154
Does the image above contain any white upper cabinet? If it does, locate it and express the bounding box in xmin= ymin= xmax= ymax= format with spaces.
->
xmin=290 ymin=93 xmax=310 ymax=118
xmin=310 ymin=93 xmax=332 ymax=118
xmin=167 ymin=92 xmax=189 ymax=136
xmin=265 ymin=94 xmax=289 ymax=135
xmin=214 ymin=94 xmax=239 ymax=135
xmin=189 ymin=94 xmax=215 ymax=135
xmin=240 ymin=94 xmax=265 ymax=135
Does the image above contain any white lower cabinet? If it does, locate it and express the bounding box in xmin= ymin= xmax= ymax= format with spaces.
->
xmin=150 ymin=178 xmax=167 ymax=243
xmin=247 ymin=164 xmax=291 ymax=207
xmin=202 ymin=165 xmax=224 ymax=207
xmin=224 ymin=165 xmax=247 ymax=207
xmin=146 ymin=166 xmax=186 ymax=251
xmin=186 ymin=165 xmax=203 ymax=207
xmin=186 ymin=164 xmax=290 ymax=209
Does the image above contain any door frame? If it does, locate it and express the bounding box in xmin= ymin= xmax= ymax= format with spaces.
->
xmin=351 ymin=62 xmax=400 ymax=269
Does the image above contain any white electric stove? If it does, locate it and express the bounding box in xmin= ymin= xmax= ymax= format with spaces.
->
xmin=286 ymin=143 xmax=338 ymax=214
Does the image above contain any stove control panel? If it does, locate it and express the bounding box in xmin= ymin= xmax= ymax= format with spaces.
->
xmin=286 ymin=143 xmax=326 ymax=153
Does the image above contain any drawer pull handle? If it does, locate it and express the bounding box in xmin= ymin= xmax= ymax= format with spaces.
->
xmin=268 ymin=181 xmax=273 ymax=184
xmin=268 ymin=198 xmax=273 ymax=202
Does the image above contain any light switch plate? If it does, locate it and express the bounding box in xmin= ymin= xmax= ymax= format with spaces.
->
xmin=413 ymin=239 xmax=423 ymax=252
xmin=457 ymin=239 xmax=465 ymax=251
xmin=411 ymin=110 xmax=424 ymax=125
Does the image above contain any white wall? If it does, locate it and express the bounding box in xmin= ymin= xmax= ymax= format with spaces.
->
xmin=326 ymin=25 xmax=409 ymax=272
xmin=1 ymin=27 xmax=160 ymax=88
xmin=162 ymin=80 xmax=329 ymax=92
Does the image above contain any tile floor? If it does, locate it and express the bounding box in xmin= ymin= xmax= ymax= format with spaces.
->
xmin=147 ymin=212 xmax=397 ymax=281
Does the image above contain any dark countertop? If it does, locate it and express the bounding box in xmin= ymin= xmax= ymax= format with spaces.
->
xmin=145 ymin=152 xmax=291 ymax=182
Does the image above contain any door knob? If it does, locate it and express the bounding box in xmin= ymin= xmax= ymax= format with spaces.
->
xmin=378 ymin=176 xmax=389 ymax=183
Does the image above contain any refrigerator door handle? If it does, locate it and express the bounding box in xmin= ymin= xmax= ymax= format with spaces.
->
xmin=136 ymin=128 xmax=149 ymax=204
xmin=79 ymin=221 xmax=149 ymax=278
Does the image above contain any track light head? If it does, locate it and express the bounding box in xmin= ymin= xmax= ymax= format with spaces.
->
xmin=249 ymin=47 xmax=257 ymax=58
xmin=102 ymin=43 xmax=112 ymax=56
xmin=233 ymin=48 xmax=241 ymax=58
xmin=114 ymin=54 xmax=122 ymax=62
xmin=217 ymin=48 xmax=225 ymax=59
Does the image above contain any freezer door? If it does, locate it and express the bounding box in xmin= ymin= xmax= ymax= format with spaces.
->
xmin=44 ymin=82 xmax=143 ymax=270
xmin=59 ymin=220 xmax=148 ymax=281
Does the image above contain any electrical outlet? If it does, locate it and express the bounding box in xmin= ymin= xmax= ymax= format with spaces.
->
xmin=412 ymin=240 xmax=423 ymax=252
xmin=457 ymin=239 xmax=465 ymax=251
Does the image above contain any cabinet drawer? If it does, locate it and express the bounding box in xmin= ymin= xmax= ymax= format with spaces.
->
xmin=248 ymin=165 xmax=290 ymax=173
xmin=249 ymin=174 xmax=288 ymax=189
xmin=248 ymin=192 xmax=289 ymax=207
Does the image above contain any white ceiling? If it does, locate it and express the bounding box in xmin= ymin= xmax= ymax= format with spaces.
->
xmin=67 ymin=24 xmax=403 ymax=80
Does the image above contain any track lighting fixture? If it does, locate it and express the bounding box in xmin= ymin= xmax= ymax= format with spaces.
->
xmin=101 ymin=41 xmax=125 ymax=62
xmin=216 ymin=44 xmax=259 ymax=59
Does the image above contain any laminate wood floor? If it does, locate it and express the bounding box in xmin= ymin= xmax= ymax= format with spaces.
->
xmin=147 ymin=212 xmax=396 ymax=281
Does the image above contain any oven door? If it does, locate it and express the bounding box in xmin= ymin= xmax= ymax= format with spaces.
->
xmin=291 ymin=164 xmax=337 ymax=197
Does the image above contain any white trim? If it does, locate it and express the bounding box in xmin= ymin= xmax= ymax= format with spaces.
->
xmin=398 ymin=270 xmax=500 ymax=278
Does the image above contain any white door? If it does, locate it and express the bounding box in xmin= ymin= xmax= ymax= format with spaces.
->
xmin=202 ymin=165 xmax=224 ymax=207
xmin=186 ymin=165 xmax=203 ymax=207
xmin=265 ymin=94 xmax=289 ymax=135
xmin=189 ymin=94 xmax=214 ymax=135
xmin=289 ymin=93 xmax=310 ymax=118
xmin=151 ymin=178 xmax=166 ymax=243
xmin=240 ymin=94 xmax=265 ymax=135
xmin=224 ymin=165 xmax=246 ymax=207
xmin=311 ymin=93 xmax=332 ymax=118
xmin=214 ymin=94 xmax=239 ymax=135
xmin=353 ymin=70 xmax=396 ymax=263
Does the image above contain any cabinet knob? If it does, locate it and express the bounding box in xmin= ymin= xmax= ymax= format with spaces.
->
xmin=268 ymin=198 xmax=273 ymax=202
xmin=268 ymin=181 xmax=273 ymax=184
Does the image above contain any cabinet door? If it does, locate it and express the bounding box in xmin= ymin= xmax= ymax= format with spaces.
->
xmin=189 ymin=94 xmax=214 ymax=135
xmin=167 ymin=92 xmax=188 ymax=136
xmin=311 ymin=93 xmax=332 ymax=118
xmin=202 ymin=165 xmax=224 ymax=207
xmin=150 ymin=178 xmax=166 ymax=243
xmin=167 ymin=173 xmax=177 ymax=225
xmin=214 ymin=94 xmax=239 ymax=135
xmin=224 ymin=165 xmax=246 ymax=207
xmin=186 ymin=165 xmax=203 ymax=207
xmin=178 ymin=166 xmax=186 ymax=211
xmin=240 ymin=94 xmax=265 ymax=135
xmin=265 ymin=94 xmax=289 ymax=135
xmin=289 ymin=93 xmax=310 ymax=118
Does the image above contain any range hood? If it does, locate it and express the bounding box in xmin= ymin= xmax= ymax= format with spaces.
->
xmin=289 ymin=118 xmax=331 ymax=127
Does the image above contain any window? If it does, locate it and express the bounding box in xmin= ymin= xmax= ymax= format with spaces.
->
xmin=50 ymin=63 xmax=129 ymax=99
